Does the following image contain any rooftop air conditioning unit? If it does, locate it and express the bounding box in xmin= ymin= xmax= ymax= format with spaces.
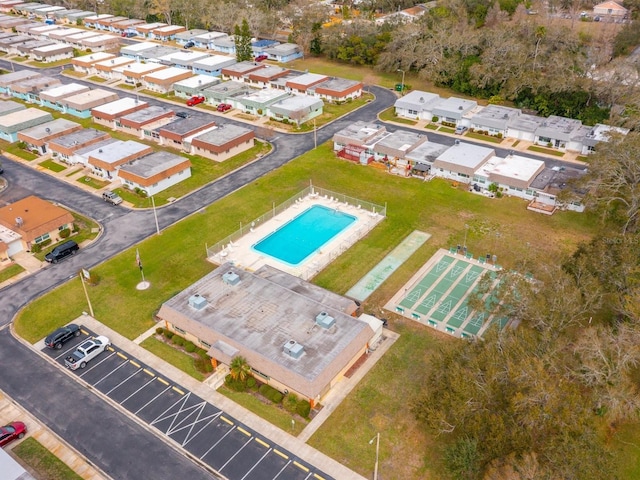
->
xmin=222 ymin=270 xmax=240 ymax=286
xmin=283 ymin=339 xmax=304 ymax=359
xmin=188 ymin=293 xmax=207 ymax=310
xmin=316 ymin=311 xmax=335 ymax=329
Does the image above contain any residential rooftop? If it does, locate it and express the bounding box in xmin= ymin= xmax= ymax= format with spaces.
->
xmin=119 ymin=151 xmax=187 ymax=178
xmin=193 ymin=124 xmax=253 ymax=146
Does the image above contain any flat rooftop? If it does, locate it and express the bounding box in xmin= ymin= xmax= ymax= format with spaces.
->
xmin=193 ymin=55 xmax=236 ymax=69
xmin=435 ymin=142 xmax=495 ymax=169
xmin=121 ymin=41 xmax=157 ymax=53
xmin=173 ymin=74 xmax=220 ymax=89
xmin=193 ymin=124 xmax=252 ymax=146
xmin=50 ymin=128 xmax=109 ymax=148
xmin=92 ymin=97 xmax=147 ymax=115
xmin=375 ymin=130 xmax=425 ymax=152
xmin=287 ymin=72 xmax=327 ymax=86
xmin=508 ymin=113 xmax=545 ymax=133
xmin=529 ymin=165 xmax=588 ymax=192
xmin=144 ymin=66 xmax=191 ymax=80
xmin=121 ymin=105 xmax=172 ymax=123
xmin=19 ymin=118 xmax=79 ymax=140
xmin=159 ymin=115 xmax=215 ymax=135
xmin=405 ymin=141 xmax=449 ymax=164
xmin=333 ymin=121 xmax=386 ymax=143
xmin=0 ymin=100 xmax=25 ymax=116
xmin=432 ymin=97 xmax=477 ymax=115
xmin=40 ymin=82 xmax=88 ymax=99
xmin=223 ymin=61 xmax=264 ymax=75
xmin=161 ymin=263 xmax=370 ymax=383
xmin=87 ymin=140 xmax=150 ymax=164
xmin=475 ymin=154 xmax=545 ymax=182
xmin=119 ymin=151 xmax=187 ymax=178
xmin=75 ymin=138 xmax=118 ymax=156
xmin=312 ymin=77 xmax=361 ymax=92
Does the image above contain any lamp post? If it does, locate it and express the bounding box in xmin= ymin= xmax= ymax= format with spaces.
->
xmin=463 ymin=224 xmax=469 ymax=248
xmin=369 ymin=432 xmax=380 ymax=480
xmin=397 ymin=69 xmax=405 ymax=95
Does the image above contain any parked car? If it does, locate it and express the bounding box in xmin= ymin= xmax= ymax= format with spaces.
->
xmin=45 ymin=323 xmax=81 ymax=350
xmin=186 ymin=95 xmax=205 ymax=107
xmin=102 ymin=190 xmax=123 ymax=205
xmin=45 ymin=240 xmax=79 ymax=264
xmin=217 ymin=103 xmax=232 ymax=112
xmin=183 ymin=41 xmax=195 ymax=49
xmin=65 ymin=336 xmax=110 ymax=370
xmin=254 ymin=54 xmax=268 ymax=62
xmin=454 ymin=125 xmax=468 ymax=135
xmin=0 ymin=422 xmax=26 ymax=447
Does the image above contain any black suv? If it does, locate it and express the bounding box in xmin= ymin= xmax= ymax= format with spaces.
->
xmin=45 ymin=240 xmax=79 ymax=263
xmin=45 ymin=323 xmax=81 ymax=349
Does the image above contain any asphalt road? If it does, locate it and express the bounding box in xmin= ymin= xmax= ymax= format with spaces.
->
xmin=0 ymin=328 xmax=216 ymax=480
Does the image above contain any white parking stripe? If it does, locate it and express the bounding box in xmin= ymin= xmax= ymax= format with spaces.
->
xmin=219 ymin=434 xmax=253 ymax=472
xmin=240 ymin=447 xmax=272 ymax=480
xmin=199 ymin=425 xmax=236 ymax=460
xmin=77 ymin=350 xmax=118 ymax=378
xmin=180 ymin=411 xmax=222 ymax=447
xmin=134 ymin=385 xmax=172 ymax=415
xmin=91 ymin=356 xmax=130 ymax=386
xmin=106 ymin=367 xmax=143 ymax=395
xmin=119 ymin=376 xmax=157 ymax=405
xmin=54 ymin=344 xmax=78 ymax=361
xmin=272 ymin=460 xmax=292 ymax=480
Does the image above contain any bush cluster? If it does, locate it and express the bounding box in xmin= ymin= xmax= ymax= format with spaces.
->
xmin=283 ymin=393 xmax=298 ymax=413
xmin=184 ymin=341 xmax=196 ymax=352
xmin=156 ymin=327 xmax=164 ymax=335
xmin=172 ymin=335 xmax=184 ymax=346
xmin=59 ymin=228 xmax=71 ymax=239
xmin=296 ymin=400 xmax=311 ymax=419
xmin=225 ymin=374 xmax=247 ymax=392
xmin=31 ymin=239 xmax=52 ymax=253
xmin=259 ymin=384 xmax=284 ymax=404
xmin=195 ymin=357 xmax=214 ymax=374
xmin=163 ymin=329 xmax=174 ymax=340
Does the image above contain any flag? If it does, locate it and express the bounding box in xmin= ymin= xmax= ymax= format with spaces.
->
xmin=136 ymin=249 xmax=142 ymax=270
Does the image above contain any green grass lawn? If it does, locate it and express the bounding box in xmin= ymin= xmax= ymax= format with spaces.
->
xmin=39 ymin=159 xmax=67 ymax=173
xmin=218 ymin=386 xmax=307 ymax=436
xmin=0 ymin=263 xmax=25 ymax=283
xmin=65 ymin=167 xmax=83 ymax=177
xmin=528 ymin=145 xmax=565 ymax=157
xmin=13 ymin=141 xmax=605 ymax=479
xmin=439 ymin=126 xmax=455 ymax=134
xmin=378 ymin=107 xmax=418 ymax=125
xmin=13 ymin=437 xmax=83 ymax=480
xmin=87 ymin=76 xmax=107 ymax=83
xmin=464 ymin=131 xmax=503 ymax=143
xmin=425 ymin=123 xmax=438 ymax=130
xmin=76 ymin=175 xmax=110 ymax=189
xmin=140 ymin=336 xmax=204 ymax=381
xmin=1 ymin=142 xmax=38 ymax=160
xmin=29 ymin=58 xmax=71 ymax=68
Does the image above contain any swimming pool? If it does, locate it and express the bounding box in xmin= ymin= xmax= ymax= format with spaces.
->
xmin=252 ymin=205 xmax=357 ymax=266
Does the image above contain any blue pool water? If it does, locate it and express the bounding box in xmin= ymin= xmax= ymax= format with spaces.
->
xmin=252 ymin=205 xmax=356 ymax=266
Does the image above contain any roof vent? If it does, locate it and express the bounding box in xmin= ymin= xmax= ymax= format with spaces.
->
xmin=419 ymin=97 xmax=424 ymax=103
xmin=316 ymin=311 xmax=335 ymax=329
xmin=283 ymin=339 xmax=304 ymax=359
xmin=15 ymin=217 xmax=23 ymax=227
xmin=458 ymin=105 xmax=463 ymax=110
xmin=454 ymin=139 xmax=460 ymax=145
xmin=222 ymin=270 xmax=240 ymax=286
xmin=45 ymin=127 xmax=50 ymax=133
xmin=98 ymin=149 xmax=103 ymax=152
xmin=188 ymin=293 xmax=207 ymax=310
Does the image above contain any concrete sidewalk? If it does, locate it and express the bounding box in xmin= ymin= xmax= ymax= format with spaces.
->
xmin=0 ymin=389 xmax=109 ymax=480
xmin=33 ymin=314 xmax=382 ymax=480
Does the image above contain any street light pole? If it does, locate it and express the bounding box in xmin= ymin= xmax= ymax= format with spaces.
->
xmin=397 ymin=69 xmax=405 ymax=95
xmin=369 ymin=432 xmax=380 ymax=480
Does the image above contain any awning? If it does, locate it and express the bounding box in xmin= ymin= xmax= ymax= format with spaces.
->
xmin=412 ymin=162 xmax=430 ymax=172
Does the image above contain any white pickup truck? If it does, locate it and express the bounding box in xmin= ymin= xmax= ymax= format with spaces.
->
xmin=64 ymin=336 xmax=110 ymax=370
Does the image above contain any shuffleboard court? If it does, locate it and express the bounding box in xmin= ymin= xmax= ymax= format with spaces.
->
xmin=386 ymin=248 xmax=508 ymax=338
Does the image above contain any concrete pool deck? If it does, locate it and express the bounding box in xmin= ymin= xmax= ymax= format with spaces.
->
xmin=208 ymin=193 xmax=385 ymax=279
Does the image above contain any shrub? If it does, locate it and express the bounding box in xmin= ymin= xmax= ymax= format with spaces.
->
xmin=432 ymin=116 xmax=439 ymax=123
xmin=246 ymin=377 xmax=256 ymax=388
xmin=194 ymin=357 xmax=213 ymax=373
xmin=196 ymin=348 xmax=209 ymax=359
xmin=17 ymin=141 xmax=27 ymax=150
xmin=163 ymin=329 xmax=174 ymax=339
xmin=59 ymin=228 xmax=70 ymax=239
xmin=156 ymin=327 xmax=164 ymax=335
xmin=225 ymin=374 xmax=247 ymax=391
xmin=31 ymin=244 xmax=42 ymax=253
xmin=72 ymin=223 xmax=79 ymax=233
xmin=296 ymin=399 xmax=311 ymax=419
xmin=283 ymin=393 xmax=298 ymax=413
xmin=184 ymin=341 xmax=196 ymax=353
xmin=259 ymin=384 xmax=283 ymax=403
xmin=172 ymin=335 xmax=184 ymax=346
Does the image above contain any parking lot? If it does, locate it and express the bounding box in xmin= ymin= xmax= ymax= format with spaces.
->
xmin=42 ymin=328 xmax=334 ymax=480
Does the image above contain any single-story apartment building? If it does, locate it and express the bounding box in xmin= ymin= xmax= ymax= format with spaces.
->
xmin=118 ymin=151 xmax=192 ymax=196
xmin=174 ymin=29 xmax=208 ymax=45
xmin=309 ymin=78 xmax=363 ymax=103
xmin=267 ymin=95 xmax=323 ymax=125
xmin=286 ymin=73 xmax=328 ymax=95
xmin=17 ymin=117 xmax=82 ymax=155
xmin=121 ymin=62 xmax=167 ymax=85
xmin=432 ymin=97 xmax=478 ymax=126
xmin=245 ymin=66 xmax=290 ymax=89
xmin=0 ymin=70 xmax=41 ymax=94
xmin=192 ymin=55 xmax=237 ymax=77
xmin=158 ymin=50 xmax=209 ymax=69
xmin=187 ymin=124 xmax=255 ymax=162
xmin=173 ymin=75 xmax=220 ymax=99
xmin=142 ymin=66 xmax=193 ymax=94
xmin=191 ymin=31 xmax=227 ymax=49
xmin=71 ymin=51 xmax=116 ymax=74
xmin=534 ymin=115 xmax=583 ymax=150
xmin=91 ymin=97 xmax=149 ymax=129
xmin=93 ymin=56 xmax=136 ymax=80
xmin=221 ymin=61 xmax=265 ymax=82
xmin=38 ymin=82 xmax=90 ymax=111
xmin=116 ymin=105 xmax=175 ymax=140
xmin=59 ymin=88 xmax=119 ymax=118
xmin=134 ymin=22 xmax=166 ymax=38
xmin=9 ymin=75 xmax=61 ymax=103
xmin=234 ymin=89 xmax=290 ymax=115
xmin=472 ymin=153 xmax=546 ymax=200
xmin=157 ymin=115 xmax=217 ymax=149
xmin=151 ymin=24 xmax=185 ymax=42
xmin=202 ymin=81 xmax=251 ymax=105
xmin=469 ymin=105 xmax=521 ymax=137
xmin=0 ymin=107 xmax=53 ymax=142
xmin=48 ymin=128 xmax=112 ymax=163
xmin=394 ymin=90 xmax=442 ymax=121
xmin=120 ymin=41 xmax=157 ymax=61
xmin=66 ymin=138 xmax=119 ymax=166
xmin=29 ymin=42 xmax=74 ymax=62
xmin=262 ymin=42 xmax=303 ymax=63
xmin=0 ymin=100 xmax=25 ymax=117
xmin=87 ymin=139 xmax=153 ymax=179
xmin=432 ymin=142 xmax=496 ymax=183
xmin=156 ymin=263 xmax=378 ymax=405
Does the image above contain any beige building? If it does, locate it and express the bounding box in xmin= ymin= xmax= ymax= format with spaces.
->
xmin=157 ymin=264 xmax=379 ymax=406
xmin=187 ymin=124 xmax=255 ymax=162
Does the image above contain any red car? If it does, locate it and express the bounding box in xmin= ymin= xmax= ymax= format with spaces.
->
xmin=0 ymin=422 xmax=26 ymax=447
xmin=186 ymin=96 xmax=205 ymax=107
xmin=254 ymin=55 xmax=268 ymax=62
xmin=217 ymin=103 xmax=232 ymax=112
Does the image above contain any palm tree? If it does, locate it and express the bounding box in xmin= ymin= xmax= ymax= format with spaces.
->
xmin=229 ymin=356 xmax=251 ymax=382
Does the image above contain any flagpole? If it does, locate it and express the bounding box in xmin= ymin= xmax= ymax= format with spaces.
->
xmin=79 ymin=270 xmax=94 ymax=317
xmin=151 ymin=195 xmax=160 ymax=235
